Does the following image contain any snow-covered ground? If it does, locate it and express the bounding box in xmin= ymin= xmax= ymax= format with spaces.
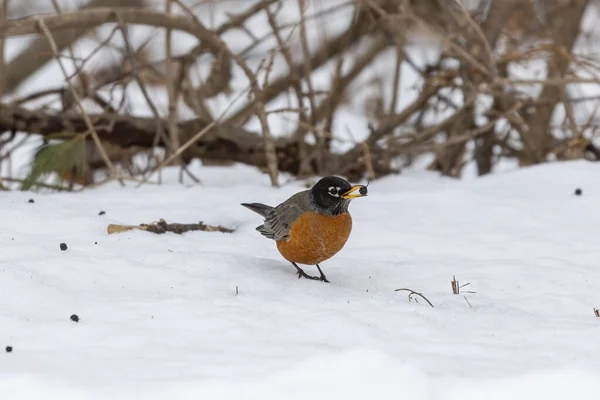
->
xmin=1 ymin=1 xmax=600 ymax=398
xmin=1 ymin=161 xmax=599 ymax=399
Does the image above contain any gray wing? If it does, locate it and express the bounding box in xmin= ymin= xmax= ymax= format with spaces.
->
xmin=257 ymin=191 xmax=311 ymax=241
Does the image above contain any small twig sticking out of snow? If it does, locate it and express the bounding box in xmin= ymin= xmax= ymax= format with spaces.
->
xmin=451 ymin=275 xmax=476 ymax=295
xmin=460 ymin=282 xmax=476 ymax=294
xmin=464 ymin=296 xmax=472 ymax=308
xmin=395 ymin=288 xmax=434 ymax=308
xmin=594 ymin=308 xmax=599 ymax=318
xmin=451 ymin=275 xmax=459 ymax=294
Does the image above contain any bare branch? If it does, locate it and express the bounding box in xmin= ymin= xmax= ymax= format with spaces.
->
xmin=3 ymin=0 xmax=144 ymax=94
xmin=37 ymin=17 xmax=123 ymax=185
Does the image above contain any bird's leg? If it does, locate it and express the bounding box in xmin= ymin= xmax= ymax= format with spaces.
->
xmin=291 ymin=262 xmax=320 ymax=281
xmin=315 ymin=264 xmax=330 ymax=283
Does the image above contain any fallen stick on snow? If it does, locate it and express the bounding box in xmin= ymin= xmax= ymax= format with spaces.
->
xmin=107 ymin=219 xmax=234 ymax=235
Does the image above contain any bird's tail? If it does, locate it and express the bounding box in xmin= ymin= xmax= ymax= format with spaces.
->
xmin=240 ymin=202 xmax=274 ymax=218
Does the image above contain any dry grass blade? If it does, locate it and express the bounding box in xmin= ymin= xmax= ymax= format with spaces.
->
xmin=464 ymin=296 xmax=472 ymax=308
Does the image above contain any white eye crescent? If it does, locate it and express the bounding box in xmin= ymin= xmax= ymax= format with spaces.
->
xmin=328 ymin=186 xmax=339 ymax=197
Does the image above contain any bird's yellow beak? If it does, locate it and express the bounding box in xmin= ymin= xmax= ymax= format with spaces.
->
xmin=341 ymin=185 xmax=368 ymax=199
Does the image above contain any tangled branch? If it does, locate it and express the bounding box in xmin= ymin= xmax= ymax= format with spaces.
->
xmin=0 ymin=0 xmax=598 ymax=190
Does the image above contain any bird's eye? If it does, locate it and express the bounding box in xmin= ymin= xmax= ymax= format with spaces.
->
xmin=328 ymin=186 xmax=339 ymax=197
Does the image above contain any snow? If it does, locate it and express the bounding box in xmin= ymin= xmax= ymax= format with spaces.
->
xmin=2 ymin=1 xmax=600 ymax=397
xmin=1 ymin=161 xmax=600 ymax=399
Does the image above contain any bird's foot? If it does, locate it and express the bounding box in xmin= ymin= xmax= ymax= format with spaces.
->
xmin=316 ymin=264 xmax=330 ymax=283
xmin=292 ymin=262 xmax=324 ymax=282
xmin=296 ymin=269 xmax=321 ymax=281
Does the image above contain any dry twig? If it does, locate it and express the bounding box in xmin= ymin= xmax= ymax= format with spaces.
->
xmin=451 ymin=275 xmax=476 ymax=295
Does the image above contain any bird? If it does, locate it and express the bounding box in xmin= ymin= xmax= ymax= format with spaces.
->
xmin=241 ymin=176 xmax=368 ymax=283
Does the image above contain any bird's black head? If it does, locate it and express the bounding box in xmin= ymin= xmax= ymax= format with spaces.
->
xmin=310 ymin=176 xmax=367 ymax=215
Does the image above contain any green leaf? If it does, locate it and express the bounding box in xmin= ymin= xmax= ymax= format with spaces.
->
xmin=21 ymin=134 xmax=88 ymax=191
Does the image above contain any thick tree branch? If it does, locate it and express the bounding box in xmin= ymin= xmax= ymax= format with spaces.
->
xmin=522 ymin=0 xmax=590 ymax=163
xmin=0 ymin=6 xmax=232 ymax=99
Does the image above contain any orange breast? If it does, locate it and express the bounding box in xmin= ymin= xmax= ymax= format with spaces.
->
xmin=276 ymin=211 xmax=352 ymax=265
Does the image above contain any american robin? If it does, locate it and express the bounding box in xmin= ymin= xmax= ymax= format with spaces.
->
xmin=241 ymin=176 xmax=368 ymax=283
